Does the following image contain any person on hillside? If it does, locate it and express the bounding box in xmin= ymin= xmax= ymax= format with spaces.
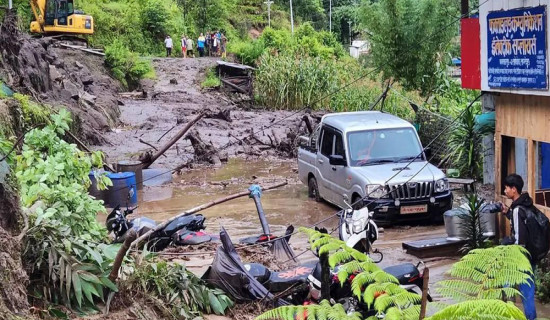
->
xmin=181 ymin=35 xmax=187 ymax=58
xmin=212 ymin=33 xmax=219 ymax=57
xmin=197 ymin=33 xmax=206 ymax=57
xmin=164 ymin=35 xmax=173 ymax=57
xmin=216 ymin=30 xmax=222 ymax=56
xmin=206 ymin=32 xmax=212 ymax=56
xmin=221 ymin=33 xmax=227 ymax=59
xmin=500 ymin=174 xmax=537 ymax=320
xmin=186 ymin=37 xmax=194 ymax=58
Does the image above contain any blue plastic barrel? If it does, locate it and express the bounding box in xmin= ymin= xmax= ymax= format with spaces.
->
xmin=107 ymin=172 xmax=138 ymax=207
xmin=88 ymin=170 xmax=110 ymax=204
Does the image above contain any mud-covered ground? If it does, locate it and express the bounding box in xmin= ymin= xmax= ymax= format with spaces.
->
xmin=97 ymin=57 xmax=309 ymax=168
xmin=91 ymin=57 xmax=550 ymax=319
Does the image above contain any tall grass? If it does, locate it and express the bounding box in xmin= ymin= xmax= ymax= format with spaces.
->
xmin=255 ymin=53 xmax=339 ymax=110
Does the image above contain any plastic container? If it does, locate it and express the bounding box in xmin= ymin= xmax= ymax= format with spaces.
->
xmin=88 ymin=170 xmax=110 ymax=204
xmin=142 ymin=168 xmax=173 ymax=186
xmin=106 ymin=172 xmax=138 ymax=207
xmin=117 ymin=160 xmax=143 ymax=190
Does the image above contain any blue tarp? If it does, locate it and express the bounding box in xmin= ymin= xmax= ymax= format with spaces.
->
xmin=451 ymin=58 xmax=461 ymax=67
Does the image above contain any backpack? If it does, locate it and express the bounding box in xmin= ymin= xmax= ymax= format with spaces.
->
xmin=520 ymin=205 xmax=550 ymax=263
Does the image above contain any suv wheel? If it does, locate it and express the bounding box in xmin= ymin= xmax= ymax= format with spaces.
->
xmin=308 ymin=177 xmax=321 ymax=202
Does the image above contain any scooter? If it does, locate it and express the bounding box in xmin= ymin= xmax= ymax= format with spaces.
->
xmin=339 ymin=205 xmax=383 ymax=262
xmin=106 ymin=205 xmax=215 ymax=251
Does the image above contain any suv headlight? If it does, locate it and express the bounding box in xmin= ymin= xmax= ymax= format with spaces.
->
xmin=367 ymin=184 xmax=387 ymax=199
xmin=435 ymin=178 xmax=449 ymax=193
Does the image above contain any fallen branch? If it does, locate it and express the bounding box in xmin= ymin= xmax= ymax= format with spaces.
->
xmin=142 ymin=112 xmax=205 ymax=169
xmin=139 ymin=138 xmax=158 ymax=151
xmin=109 ymin=230 xmax=137 ymax=282
xmin=130 ymin=181 xmax=288 ymax=249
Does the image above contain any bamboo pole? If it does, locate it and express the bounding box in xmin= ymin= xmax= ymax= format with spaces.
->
xmin=130 ymin=181 xmax=288 ymax=249
xmin=142 ymin=112 xmax=205 ymax=169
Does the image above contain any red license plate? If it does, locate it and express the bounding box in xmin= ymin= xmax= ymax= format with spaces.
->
xmin=400 ymin=205 xmax=428 ymax=214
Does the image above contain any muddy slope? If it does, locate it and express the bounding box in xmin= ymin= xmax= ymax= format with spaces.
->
xmin=0 ymin=10 xmax=121 ymax=144
xmin=0 ymin=163 xmax=29 ymax=319
xmin=98 ymin=57 xmax=320 ymax=169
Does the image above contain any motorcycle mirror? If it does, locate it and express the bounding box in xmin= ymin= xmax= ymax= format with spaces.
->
xmin=343 ymin=199 xmax=353 ymax=210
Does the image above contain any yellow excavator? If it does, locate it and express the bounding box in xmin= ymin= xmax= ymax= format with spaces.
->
xmin=30 ymin=0 xmax=93 ymax=35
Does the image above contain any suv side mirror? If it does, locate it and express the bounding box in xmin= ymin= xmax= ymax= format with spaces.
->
xmin=424 ymin=147 xmax=432 ymax=159
xmin=329 ymin=155 xmax=347 ymax=166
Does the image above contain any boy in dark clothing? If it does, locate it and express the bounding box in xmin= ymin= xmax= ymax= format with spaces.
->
xmin=501 ymin=174 xmax=537 ymax=320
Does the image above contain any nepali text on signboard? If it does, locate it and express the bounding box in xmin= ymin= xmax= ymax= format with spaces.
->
xmin=487 ymin=6 xmax=547 ymax=90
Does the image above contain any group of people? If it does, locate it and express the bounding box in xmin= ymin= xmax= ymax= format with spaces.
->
xmin=163 ymin=31 xmax=227 ymax=58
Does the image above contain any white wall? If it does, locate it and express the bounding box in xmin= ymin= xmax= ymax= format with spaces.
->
xmin=480 ymin=0 xmax=550 ymax=96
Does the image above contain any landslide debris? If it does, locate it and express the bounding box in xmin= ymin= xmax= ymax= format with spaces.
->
xmin=0 ymin=10 xmax=121 ymax=144
xmin=0 ymin=163 xmax=29 ymax=319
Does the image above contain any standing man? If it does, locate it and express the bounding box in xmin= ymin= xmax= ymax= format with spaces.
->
xmin=164 ymin=35 xmax=173 ymax=57
xmin=181 ymin=35 xmax=187 ymax=58
xmin=186 ymin=36 xmax=194 ymax=58
xmin=221 ymin=33 xmax=227 ymax=59
xmin=500 ymin=173 xmax=537 ymax=320
xmin=197 ymin=33 xmax=206 ymax=57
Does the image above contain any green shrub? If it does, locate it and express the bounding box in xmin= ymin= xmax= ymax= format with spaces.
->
xmin=105 ymin=40 xmax=153 ymax=89
xmin=228 ymin=39 xmax=266 ymax=66
xmin=141 ymin=0 xmax=168 ymax=40
xmin=201 ymin=68 xmax=221 ymax=88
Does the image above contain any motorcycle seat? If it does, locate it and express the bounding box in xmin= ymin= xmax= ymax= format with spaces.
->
xmin=265 ymin=263 xmax=316 ymax=293
xmin=244 ymin=263 xmax=271 ymax=283
xmin=383 ymin=263 xmax=420 ymax=283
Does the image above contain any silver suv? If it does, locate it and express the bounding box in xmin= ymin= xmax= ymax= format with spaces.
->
xmin=297 ymin=111 xmax=452 ymax=226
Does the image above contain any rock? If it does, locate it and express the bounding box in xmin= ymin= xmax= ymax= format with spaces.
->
xmin=75 ymin=61 xmax=84 ymax=69
xmin=49 ymin=65 xmax=63 ymax=82
xmin=62 ymin=80 xmax=80 ymax=99
xmin=170 ymin=78 xmax=178 ymax=85
xmin=117 ymin=99 xmax=125 ymax=106
xmin=79 ymin=91 xmax=96 ymax=105
xmin=45 ymin=52 xmax=58 ymax=64
xmin=139 ymin=122 xmax=154 ymax=130
xmin=81 ymin=76 xmax=94 ymax=86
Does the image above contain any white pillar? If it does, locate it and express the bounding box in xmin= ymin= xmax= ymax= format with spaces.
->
xmin=9 ymin=0 xmax=13 ymax=9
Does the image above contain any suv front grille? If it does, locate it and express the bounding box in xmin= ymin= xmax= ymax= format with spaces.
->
xmin=388 ymin=182 xmax=433 ymax=200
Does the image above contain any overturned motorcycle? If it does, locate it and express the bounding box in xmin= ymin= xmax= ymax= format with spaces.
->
xmin=203 ymin=227 xmax=431 ymax=316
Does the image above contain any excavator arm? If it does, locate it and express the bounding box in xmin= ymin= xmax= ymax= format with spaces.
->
xmin=30 ymin=0 xmax=46 ymax=33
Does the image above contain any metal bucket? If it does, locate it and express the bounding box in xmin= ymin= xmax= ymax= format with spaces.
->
xmin=444 ymin=208 xmax=468 ymax=241
xmin=107 ymin=172 xmax=138 ymax=207
xmin=117 ymin=160 xmax=143 ymax=190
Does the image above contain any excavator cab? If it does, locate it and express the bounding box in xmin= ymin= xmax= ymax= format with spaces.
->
xmin=30 ymin=0 xmax=93 ymax=35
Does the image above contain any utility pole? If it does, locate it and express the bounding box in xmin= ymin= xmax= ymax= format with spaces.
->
xmin=329 ymin=0 xmax=333 ymax=33
xmin=264 ymin=0 xmax=273 ymax=27
xmin=290 ymin=0 xmax=294 ymax=34
xmin=9 ymin=0 xmax=12 ymax=9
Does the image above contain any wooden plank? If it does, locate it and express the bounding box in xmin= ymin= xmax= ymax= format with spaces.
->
xmin=495 ymin=133 xmax=502 ymax=200
xmin=59 ymin=43 xmax=105 ymax=56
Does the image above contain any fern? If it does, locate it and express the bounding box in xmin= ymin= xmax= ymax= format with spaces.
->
xmin=336 ymin=260 xmax=379 ymax=284
xmin=351 ymin=270 xmax=399 ymax=299
xmin=255 ymin=300 xmax=362 ymax=320
xmin=437 ymin=245 xmax=532 ymax=301
xmin=385 ymin=304 xmax=421 ymax=320
xmin=425 ymin=299 xmax=526 ymax=320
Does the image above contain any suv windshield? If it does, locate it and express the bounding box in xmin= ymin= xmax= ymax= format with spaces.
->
xmin=347 ymin=127 xmax=423 ymax=166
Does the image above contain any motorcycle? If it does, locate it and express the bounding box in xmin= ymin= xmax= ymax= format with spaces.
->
xmin=106 ymin=205 xmax=215 ymax=251
xmin=339 ymin=205 xmax=383 ymax=263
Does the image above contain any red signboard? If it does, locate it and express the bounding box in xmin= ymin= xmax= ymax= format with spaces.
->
xmin=461 ymin=18 xmax=481 ymax=90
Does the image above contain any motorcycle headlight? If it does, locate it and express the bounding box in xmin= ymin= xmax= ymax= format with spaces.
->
xmin=367 ymin=184 xmax=387 ymax=199
xmin=352 ymin=217 xmax=367 ymax=233
xmin=435 ymin=178 xmax=449 ymax=193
